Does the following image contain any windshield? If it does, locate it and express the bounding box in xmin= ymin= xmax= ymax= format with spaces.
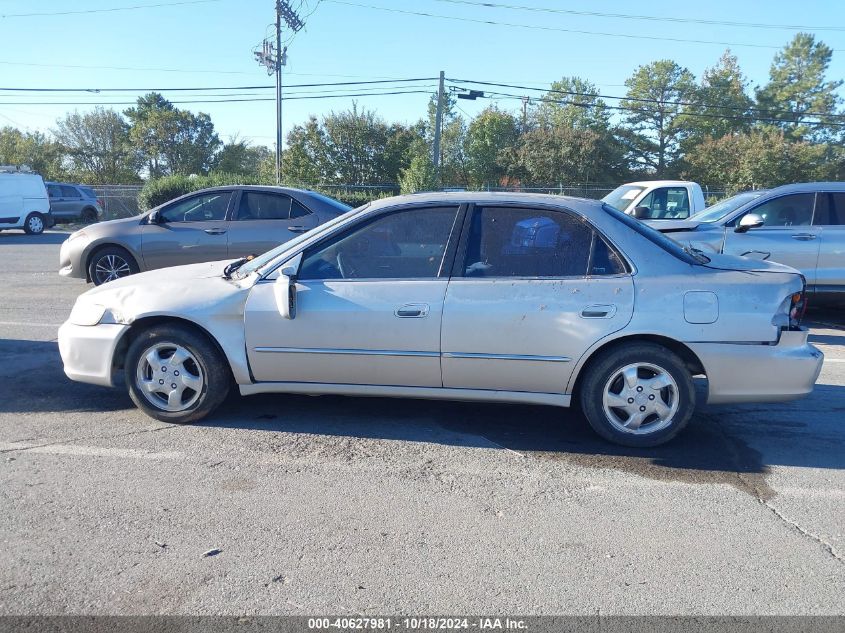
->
xmin=691 ymin=191 xmax=765 ymax=223
xmin=232 ymin=203 xmax=369 ymax=279
xmin=603 ymin=204 xmax=707 ymax=265
xmin=602 ymin=185 xmax=645 ymax=212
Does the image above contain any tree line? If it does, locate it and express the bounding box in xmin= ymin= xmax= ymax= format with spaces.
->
xmin=1 ymin=33 xmax=842 ymax=197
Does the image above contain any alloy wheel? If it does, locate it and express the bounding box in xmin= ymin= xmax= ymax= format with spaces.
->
xmin=134 ymin=343 xmax=205 ymax=412
xmin=601 ymin=362 xmax=680 ymax=435
xmin=94 ymin=254 xmax=131 ymax=284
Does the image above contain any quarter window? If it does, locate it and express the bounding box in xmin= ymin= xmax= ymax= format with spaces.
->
xmin=159 ymin=192 xmax=231 ymax=223
xmin=461 ymin=207 xmax=597 ymax=278
xmin=813 ymin=193 xmax=845 ymax=226
xmin=637 ymin=187 xmax=690 ymax=219
xmin=299 ymin=206 xmax=459 ymax=280
xmin=744 ymin=194 xmax=814 ymax=227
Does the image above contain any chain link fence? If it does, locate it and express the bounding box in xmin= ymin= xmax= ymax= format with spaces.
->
xmin=90 ymin=185 xmax=144 ymax=220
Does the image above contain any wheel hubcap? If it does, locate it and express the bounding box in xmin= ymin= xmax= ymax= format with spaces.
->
xmin=95 ymin=254 xmax=131 ymax=283
xmin=602 ymin=362 xmax=679 ymax=435
xmin=135 ymin=343 xmax=204 ymax=412
xmin=28 ymin=216 xmax=43 ymax=232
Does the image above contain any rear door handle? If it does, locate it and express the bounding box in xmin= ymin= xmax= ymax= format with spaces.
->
xmin=395 ymin=303 xmax=429 ymax=318
xmin=288 ymin=226 xmax=308 ymax=233
xmin=791 ymin=233 xmax=817 ymax=241
xmin=204 ymin=228 xmax=227 ymax=235
xmin=580 ymin=304 xmax=617 ymax=319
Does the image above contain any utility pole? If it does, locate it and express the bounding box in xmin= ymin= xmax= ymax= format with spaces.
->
xmin=432 ymin=70 xmax=445 ymax=183
xmin=521 ymin=96 xmax=529 ymax=129
xmin=254 ymin=1 xmax=303 ymax=185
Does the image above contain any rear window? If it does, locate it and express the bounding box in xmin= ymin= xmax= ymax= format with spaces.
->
xmin=603 ymin=204 xmax=702 ymax=266
xmin=305 ymin=191 xmax=353 ymax=215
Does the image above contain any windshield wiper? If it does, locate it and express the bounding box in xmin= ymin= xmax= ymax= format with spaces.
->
xmin=223 ymin=255 xmax=255 ymax=279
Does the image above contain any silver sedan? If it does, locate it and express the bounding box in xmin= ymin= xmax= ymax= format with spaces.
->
xmin=59 ymin=185 xmax=350 ymax=285
xmin=58 ymin=193 xmax=823 ymax=447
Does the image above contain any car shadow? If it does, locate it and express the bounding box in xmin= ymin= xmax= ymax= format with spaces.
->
xmin=4 ymin=337 xmax=844 ymax=499
xmin=0 ymin=231 xmax=70 ymax=245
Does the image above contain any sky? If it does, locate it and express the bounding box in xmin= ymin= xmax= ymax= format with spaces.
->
xmin=1 ymin=0 xmax=843 ymax=149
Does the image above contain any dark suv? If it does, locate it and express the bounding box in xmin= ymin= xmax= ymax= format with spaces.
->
xmin=46 ymin=182 xmax=103 ymax=223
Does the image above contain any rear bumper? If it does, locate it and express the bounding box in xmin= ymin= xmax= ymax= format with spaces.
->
xmin=688 ymin=328 xmax=824 ymax=405
xmin=58 ymin=321 xmax=128 ymax=387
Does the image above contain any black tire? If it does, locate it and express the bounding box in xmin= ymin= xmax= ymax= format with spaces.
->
xmin=81 ymin=207 xmax=98 ymax=223
xmin=23 ymin=212 xmax=45 ymax=235
xmin=87 ymin=246 xmax=139 ymax=285
xmin=125 ymin=324 xmax=231 ymax=424
xmin=579 ymin=342 xmax=696 ymax=447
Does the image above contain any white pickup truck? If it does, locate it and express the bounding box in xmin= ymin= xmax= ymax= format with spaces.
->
xmin=602 ymin=180 xmax=706 ymax=220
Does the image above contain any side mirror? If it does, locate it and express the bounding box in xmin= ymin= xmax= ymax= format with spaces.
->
xmin=735 ymin=213 xmax=764 ymax=233
xmin=274 ymin=254 xmax=302 ymax=320
xmin=149 ymin=210 xmax=161 ymax=224
xmin=633 ymin=206 xmax=650 ymax=219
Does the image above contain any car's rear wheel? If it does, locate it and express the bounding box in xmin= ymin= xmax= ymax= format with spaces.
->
xmin=23 ymin=212 xmax=45 ymax=235
xmin=88 ymin=246 xmax=139 ymax=285
xmin=81 ymin=207 xmax=98 ymax=223
xmin=125 ymin=324 xmax=231 ymax=424
xmin=579 ymin=342 xmax=695 ymax=447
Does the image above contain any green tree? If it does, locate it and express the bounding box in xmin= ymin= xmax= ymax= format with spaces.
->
xmin=0 ymin=126 xmax=64 ymax=178
xmin=124 ymin=92 xmax=221 ymax=177
xmin=621 ymin=60 xmax=697 ymax=177
xmin=756 ymin=33 xmax=843 ymax=141
xmin=684 ymin=126 xmax=837 ymax=192
xmin=399 ymin=141 xmax=438 ymax=194
xmin=464 ymin=106 xmax=519 ymax=188
xmin=681 ymin=50 xmax=754 ymax=145
xmin=214 ymin=136 xmax=272 ymax=176
xmin=532 ymin=76 xmax=611 ymax=131
xmin=53 ymin=108 xmax=138 ymax=183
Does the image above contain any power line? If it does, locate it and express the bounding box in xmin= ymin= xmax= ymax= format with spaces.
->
xmin=0 ymin=77 xmax=439 ymax=93
xmin=429 ymin=0 xmax=845 ymax=32
xmin=447 ymin=78 xmax=845 ymax=121
xmin=0 ymin=88 xmax=434 ymax=106
xmin=324 ymin=0 xmax=844 ymax=51
xmin=0 ymin=0 xmax=222 ymax=18
xmin=479 ymin=89 xmax=845 ymax=128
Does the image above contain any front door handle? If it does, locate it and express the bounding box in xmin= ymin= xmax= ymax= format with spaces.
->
xmin=204 ymin=228 xmax=227 ymax=235
xmin=791 ymin=233 xmax=817 ymax=241
xmin=580 ymin=304 xmax=617 ymax=319
xmin=288 ymin=226 xmax=308 ymax=233
xmin=395 ymin=303 xmax=430 ymax=318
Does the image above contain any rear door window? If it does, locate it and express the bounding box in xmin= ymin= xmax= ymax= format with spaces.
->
xmin=813 ymin=193 xmax=845 ymax=226
xmin=237 ymin=191 xmax=291 ymax=220
xmin=460 ymin=206 xmax=596 ymax=278
xmin=60 ymin=185 xmax=81 ymax=198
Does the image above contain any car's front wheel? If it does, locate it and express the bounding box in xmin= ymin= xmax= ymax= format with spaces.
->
xmin=88 ymin=246 xmax=139 ymax=285
xmin=125 ymin=324 xmax=231 ymax=424
xmin=23 ymin=212 xmax=45 ymax=235
xmin=579 ymin=342 xmax=695 ymax=447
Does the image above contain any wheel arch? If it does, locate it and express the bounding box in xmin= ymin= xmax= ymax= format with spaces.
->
xmin=112 ymin=315 xmax=234 ymax=384
xmin=84 ymin=242 xmax=140 ymax=282
xmin=567 ymin=333 xmax=706 ymax=401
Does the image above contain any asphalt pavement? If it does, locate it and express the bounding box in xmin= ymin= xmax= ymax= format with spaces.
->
xmin=1 ymin=229 xmax=843 ymax=615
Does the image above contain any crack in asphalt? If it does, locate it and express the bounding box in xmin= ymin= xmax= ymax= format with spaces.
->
xmin=710 ymin=414 xmax=844 ymax=566
xmin=0 ymin=424 xmax=174 ymax=454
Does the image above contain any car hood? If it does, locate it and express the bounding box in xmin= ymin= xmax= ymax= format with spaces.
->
xmin=645 ymin=218 xmax=703 ymax=232
xmin=79 ymin=259 xmax=253 ymax=322
xmin=72 ymin=213 xmax=146 ymax=239
xmin=702 ymin=252 xmax=800 ymax=276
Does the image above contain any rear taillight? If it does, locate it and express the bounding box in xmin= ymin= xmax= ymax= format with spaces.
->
xmin=97 ymin=198 xmax=104 ymax=208
xmin=789 ymin=291 xmax=808 ymax=327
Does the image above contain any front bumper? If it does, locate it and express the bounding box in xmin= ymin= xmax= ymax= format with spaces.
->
xmin=58 ymin=238 xmax=86 ymax=279
xmin=688 ymin=328 xmax=824 ymax=405
xmin=58 ymin=321 xmax=129 ymax=387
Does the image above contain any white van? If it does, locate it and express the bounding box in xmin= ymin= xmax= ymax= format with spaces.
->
xmin=602 ymin=180 xmax=706 ymax=220
xmin=0 ymin=166 xmax=53 ymax=234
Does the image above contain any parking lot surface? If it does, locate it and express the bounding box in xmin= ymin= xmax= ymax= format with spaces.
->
xmin=1 ymin=230 xmax=844 ymax=615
